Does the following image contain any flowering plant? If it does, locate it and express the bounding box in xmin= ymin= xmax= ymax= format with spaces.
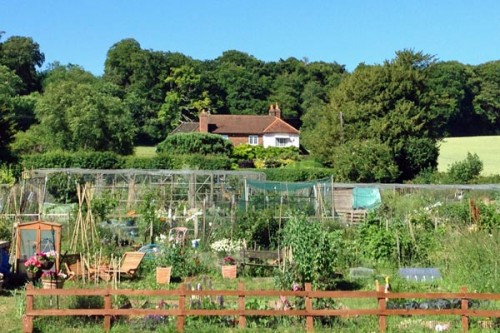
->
xmin=210 ymin=238 xmax=243 ymax=257
xmin=223 ymin=256 xmax=236 ymax=265
xmin=41 ymin=270 xmax=67 ymax=280
xmin=24 ymin=255 xmax=42 ymax=273
xmin=42 ymin=250 xmax=58 ymax=262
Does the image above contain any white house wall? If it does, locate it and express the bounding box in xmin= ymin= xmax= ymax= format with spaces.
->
xmin=262 ymin=133 xmax=300 ymax=148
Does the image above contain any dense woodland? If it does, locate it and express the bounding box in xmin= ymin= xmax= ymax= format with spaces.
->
xmin=1 ymin=34 xmax=500 ymax=182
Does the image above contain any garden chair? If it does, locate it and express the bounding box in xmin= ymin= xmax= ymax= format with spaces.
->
xmin=168 ymin=227 xmax=188 ymax=246
xmin=104 ymin=251 xmax=146 ymax=280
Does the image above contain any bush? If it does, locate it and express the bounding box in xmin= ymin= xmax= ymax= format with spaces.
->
xmin=232 ymin=144 xmax=300 ymax=168
xmin=447 ymin=152 xmax=483 ymax=183
xmin=330 ymin=140 xmax=400 ymax=183
xmin=169 ymin=154 xmax=232 ymax=170
xmin=262 ymin=168 xmax=334 ymax=182
xmin=21 ymin=151 xmax=124 ymax=169
xmin=157 ymin=133 xmax=233 ymax=156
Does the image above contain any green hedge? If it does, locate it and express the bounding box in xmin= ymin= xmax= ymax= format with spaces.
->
xmin=262 ymin=167 xmax=334 ymax=182
xmin=21 ymin=151 xmax=124 ymax=169
xmin=21 ymin=151 xmax=232 ymax=171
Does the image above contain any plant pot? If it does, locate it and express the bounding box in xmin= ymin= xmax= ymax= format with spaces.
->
xmin=41 ymin=278 xmax=64 ymax=289
xmin=221 ymin=265 xmax=237 ymax=279
xmin=156 ymin=267 xmax=172 ymax=284
xmin=27 ymin=270 xmax=43 ymax=282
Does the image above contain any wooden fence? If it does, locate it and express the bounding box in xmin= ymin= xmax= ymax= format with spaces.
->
xmin=23 ymin=283 xmax=500 ymax=332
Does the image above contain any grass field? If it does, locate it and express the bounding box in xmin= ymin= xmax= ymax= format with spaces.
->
xmin=437 ymin=136 xmax=500 ymax=176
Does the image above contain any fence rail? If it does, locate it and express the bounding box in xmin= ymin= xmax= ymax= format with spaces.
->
xmin=23 ymin=283 xmax=500 ymax=332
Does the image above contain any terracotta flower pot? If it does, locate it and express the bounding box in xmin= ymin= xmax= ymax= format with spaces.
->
xmin=221 ymin=265 xmax=237 ymax=279
xmin=156 ymin=267 xmax=172 ymax=284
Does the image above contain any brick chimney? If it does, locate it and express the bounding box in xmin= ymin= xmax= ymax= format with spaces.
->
xmin=199 ymin=109 xmax=209 ymax=133
xmin=268 ymin=103 xmax=281 ymax=118
xmin=274 ymin=103 xmax=281 ymax=118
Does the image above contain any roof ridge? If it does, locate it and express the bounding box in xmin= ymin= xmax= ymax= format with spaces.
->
xmin=263 ymin=117 xmax=300 ymax=133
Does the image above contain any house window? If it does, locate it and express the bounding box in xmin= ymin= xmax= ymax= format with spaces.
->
xmin=276 ymin=138 xmax=288 ymax=147
xmin=248 ymin=135 xmax=258 ymax=145
xmin=221 ymin=135 xmax=229 ymax=140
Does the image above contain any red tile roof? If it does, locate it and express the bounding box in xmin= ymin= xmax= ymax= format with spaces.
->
xmin=171 ymin=114 xmax=299 ymax=135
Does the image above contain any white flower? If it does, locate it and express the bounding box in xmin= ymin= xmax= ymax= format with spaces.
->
xmin=210 ymin=238 xmax=243 ymax=254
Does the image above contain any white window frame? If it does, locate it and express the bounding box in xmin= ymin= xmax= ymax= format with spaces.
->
xmin=276 ymin=137 xmax=288 ymax=147
xmin=220 ymin=135 xmax=229 ymax=140
xmin=248 ymin=135 xmax=258 ymax=145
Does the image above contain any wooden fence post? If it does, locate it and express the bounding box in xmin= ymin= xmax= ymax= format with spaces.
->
xmin=305 ymin=283 xmax=313 ymax=332
xmin=238 ymin=282 xmax=246 ymax=328
xmin=103 ymin=286 xmax=112 ymax=332
xmin=177 ymin=283 xmax=186 ymax=332
xmin=22 ymin=284 xmax=34 ymax=333
xmin=377 ymin=287 xmax=387 ymax=333
xmin=461 ymin=286 xmax=469 ymax=333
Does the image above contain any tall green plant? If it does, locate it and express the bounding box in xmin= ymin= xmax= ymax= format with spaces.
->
xmin=278 ymin=212 xmax=341 ymax=289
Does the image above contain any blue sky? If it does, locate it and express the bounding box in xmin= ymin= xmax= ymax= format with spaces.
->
xmin=2 ymin=0 xmax=499 ymax=75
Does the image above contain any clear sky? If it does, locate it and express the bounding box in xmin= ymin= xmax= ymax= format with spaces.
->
xmin=2 ymin=0 xmax=499 ymax=75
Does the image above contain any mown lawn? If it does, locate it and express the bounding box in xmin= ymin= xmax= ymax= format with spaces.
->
xmin=437 ymin=136 xmax=500 ymax=176
xmin=134 ymin=146 xmax=156 ymax=158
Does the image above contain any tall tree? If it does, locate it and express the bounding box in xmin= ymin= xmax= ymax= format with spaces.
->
xmin=0 ymin=65 xmax=23 ymax=161
xmin=302 ymin=50 xmax=442 ymax=181
xmin=0 ymin=36 xmax=44 ymax=94
xmin=13 ymin=66 xmax=136 ymax=155
xmin=158 ymin=65 xmax=211 ymax=132
xmin=473 ymin=61 xmax=500 ymax=134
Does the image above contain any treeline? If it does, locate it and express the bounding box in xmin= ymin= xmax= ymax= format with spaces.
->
xmin=1 ymin=34 xmax=500 ymax=182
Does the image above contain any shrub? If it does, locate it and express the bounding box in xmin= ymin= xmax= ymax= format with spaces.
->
xmin=262 ymin=168 xmax=334 ymax=182
xmin=277 ymin=212 xmax=342 ymax=290
xmin=447 ymin=152 xmax=483 ymax=183
xmin=330 ymin=140 xmax=400 ymax=183
xmin=20 ymin=151 xmax=124 ymax=169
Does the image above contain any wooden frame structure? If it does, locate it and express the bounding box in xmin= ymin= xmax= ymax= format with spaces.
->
xmin=23 ymin=283 xmax=500 ymax=333
xmin=15 ymin=220 xmax=62 ymax=272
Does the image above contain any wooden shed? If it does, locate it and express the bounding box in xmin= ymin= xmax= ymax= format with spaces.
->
xmin=15 ymin=220 xmax=62 ymax=272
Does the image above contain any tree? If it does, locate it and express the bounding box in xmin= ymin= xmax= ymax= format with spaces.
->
xmin=302 ymin=50 xmax=442 ymax=181
xmin=214 ymin=51 xmax=270 ymax=115
xmin=473 ymin=61 xmax=500 ymax=134
xmin=0 ymin=36 xmax=44 ymax=94
xmin=13 ymin=66 xmax=136 ymax=154
xmin=104 ymin=39 xmax=195 ymax=144
xmin=0 ymin=65 xmax=23 ymax=161
xmin=158 ymin=65 xmax=212 ymax=132
xmin=426 ymin=61 xmax=477 ymax=136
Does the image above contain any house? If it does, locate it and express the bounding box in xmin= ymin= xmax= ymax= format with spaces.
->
xmin=171 ymin=104 xmax=300 ymax=148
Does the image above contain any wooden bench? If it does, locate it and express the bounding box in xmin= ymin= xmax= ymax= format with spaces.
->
xmin=238 ymin=249 xmax=285 ymax=272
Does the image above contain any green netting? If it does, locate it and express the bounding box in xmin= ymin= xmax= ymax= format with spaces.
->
xmin=352 ymin=187 xmax=381 ymax=210
xmin=246 ymin=178 xmax=330 ymax=192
